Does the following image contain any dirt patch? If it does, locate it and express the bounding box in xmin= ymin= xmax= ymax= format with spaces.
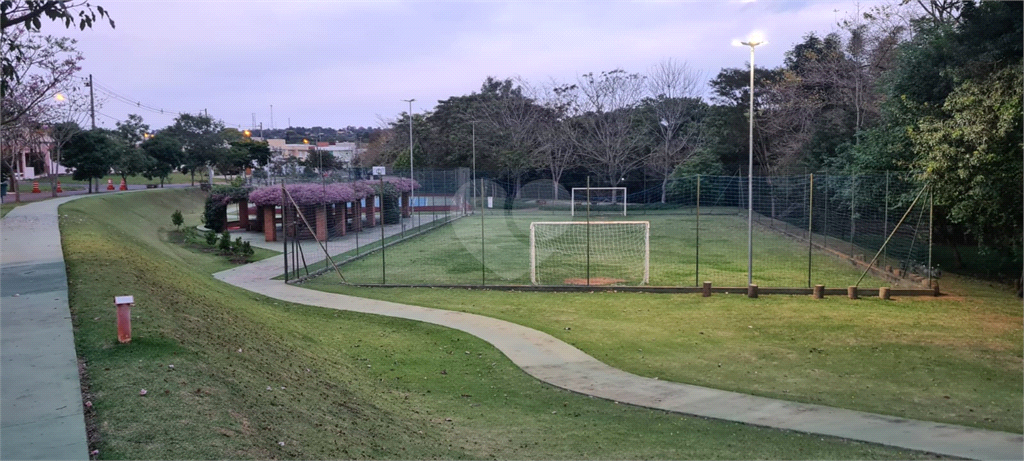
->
xmin=564 ymin=277 xmax=626 ymax=286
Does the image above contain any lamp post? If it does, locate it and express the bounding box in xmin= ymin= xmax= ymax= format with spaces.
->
xmin=402 ymin=98 xmax=416 ymax=225
xmin=736 ymin=36 xmax=765 ymax=287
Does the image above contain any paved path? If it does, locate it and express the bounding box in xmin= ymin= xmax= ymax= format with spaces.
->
xmin=216 ymin=245 xmax=1023 ymax=460
xmin=1 ymin=195 xmax=92 ymax=460
xmin=1 ymin=186 xmax=189 ymax=459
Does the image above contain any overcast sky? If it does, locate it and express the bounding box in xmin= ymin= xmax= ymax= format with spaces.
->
xmin=60 ymin=0 xmax=884 ymax=131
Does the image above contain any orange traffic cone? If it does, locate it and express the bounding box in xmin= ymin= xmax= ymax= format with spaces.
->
xmin=31 ymin=181 xmax=40 ymax=193
xmin=107 ymin=179 xmax=114 ymax=190
xmin=56 ymin=181 xmax=63 ymax=193
xmin=119 ymin=178 xmax=127 ymax=191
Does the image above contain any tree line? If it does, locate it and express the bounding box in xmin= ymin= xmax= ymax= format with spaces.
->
xmin=359 ymin=1 xmax=1021 ymax=257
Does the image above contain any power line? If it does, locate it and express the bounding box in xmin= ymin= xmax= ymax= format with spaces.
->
xmin=88 ymin=80 xmax=248 ymax=128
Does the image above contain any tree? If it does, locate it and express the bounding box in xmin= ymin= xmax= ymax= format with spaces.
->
xmin=163 ymin=113 xmax=225 ymax=185
xmin=911 ymin=63 xmax=1022 ymax=250
xmin=302 ymin=148 xmax=335 ymax=173
xmin=560 ymin=69 xmax=648 ymax=186
xmin=644 ymin=58 xmax=706 ymax=202
xmin=62 ymin=128 xmax=116 ymax=192
xmin=1 ymin=28 xmax=82 ymax=127
xmin=1 ymin=0 xmax=113 ymax=97
xmin=140 ymin=133 xmax=181 ymax=186
xmin=46 ymin=83 xmax=90 ymax=196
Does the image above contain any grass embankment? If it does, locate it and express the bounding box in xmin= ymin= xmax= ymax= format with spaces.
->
xmin=61 ymin=189 xmax=932 ymax=459
xmin=325 ymin=212 xmax=897 ymax=288
xmin=306 ymin=277 xmax=1023 ymax=434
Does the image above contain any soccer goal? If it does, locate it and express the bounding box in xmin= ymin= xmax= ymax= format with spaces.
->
xmin=530 ymin=221 xmax=650 ymax=286
xmin=571 ymin=187 xmax=627 ymax=216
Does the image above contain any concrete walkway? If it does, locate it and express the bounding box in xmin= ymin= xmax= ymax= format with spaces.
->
xmin=215 ymin=239 xmax=1023 ymax=460
xmin=1 ymin=195 xmax=92 ymax=460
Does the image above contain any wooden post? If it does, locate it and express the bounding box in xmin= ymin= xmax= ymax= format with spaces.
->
xmin=813 ymin=284 xmax=825 ymax=299
xmin=747 ymin=284 xmax=758 ymax=298
xmin=847 ymin=286 xmax=858 ymax=299
xmin=702 ymin=281 xmax=712 ymax=297
xmin=879 ymin=287 xmax=891 ymax=300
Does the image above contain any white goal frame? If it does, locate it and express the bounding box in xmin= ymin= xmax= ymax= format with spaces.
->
xmin=571 ymin=187 xmax=627 ymax=216
xmin=529 ymin=221 xmax=650 ymax=286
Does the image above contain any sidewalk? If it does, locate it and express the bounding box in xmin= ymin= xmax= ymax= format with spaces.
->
xmin=215 ymin=233 xmax=1023 ymax=460
xmin=1 ymin=195 xmax=93 ymax=460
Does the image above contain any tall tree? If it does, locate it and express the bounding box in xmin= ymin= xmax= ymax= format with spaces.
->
xmin=561 ymin=69 xmax=648 ymax=186
xmin=140 ymin=133 xmax=181 ymax=187
xmin=911 ymin=60 xmax=1022 ymax=251
xmin=62 ymin=128 xmax=117 ymax=192
xmin=46 ymin=82 xmax=90 ymax=196
xmin=644 ymin=58 xmax=706 ymax=202
xmin=163 ymin=113 xmax=225 ymax=185
xmin=1 ymin=0 xmax=113 ymax=97
xmin=0 ymin=28 xmax=82 ymax=127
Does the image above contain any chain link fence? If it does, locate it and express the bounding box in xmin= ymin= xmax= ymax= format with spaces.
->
xmin=246 ymin=169 xmax=933 ymax=290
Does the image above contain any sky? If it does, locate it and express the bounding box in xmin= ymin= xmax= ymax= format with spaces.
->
xmin=57 ymin=0 xmax=886 ymax=131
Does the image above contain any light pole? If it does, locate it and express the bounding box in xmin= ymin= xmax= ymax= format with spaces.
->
xmin=736 ymin=36 xmax=765 ymax=287
xmin=402 ymin=98 xmax=416 ymax=225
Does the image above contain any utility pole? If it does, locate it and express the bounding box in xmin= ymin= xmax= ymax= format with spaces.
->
xmin=88 ymin=74 xmax=95 ymax=129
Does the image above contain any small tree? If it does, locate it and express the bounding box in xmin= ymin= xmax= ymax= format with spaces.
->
xmin=171 ymin=209 xmax=184 ymax=230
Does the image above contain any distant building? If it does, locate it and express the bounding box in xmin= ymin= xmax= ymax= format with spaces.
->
xmin=266 ymin=139 xmax=364 ymax=169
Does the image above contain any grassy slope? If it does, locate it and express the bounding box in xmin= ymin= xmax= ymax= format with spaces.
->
xmin=308 ymin=273 xmax=1023 ymax=433
xmin=59 ymin=189 xmax=932 ymax=459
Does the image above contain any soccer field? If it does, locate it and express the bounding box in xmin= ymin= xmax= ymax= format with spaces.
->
xmin=332 ymin=211 xmax=895 ymax=288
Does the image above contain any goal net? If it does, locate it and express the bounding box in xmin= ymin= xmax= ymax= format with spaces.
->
xmin=571 ymin=187 xmax=627 ymax=216
xmin=530 ymin=221 xmax=650 ymax=286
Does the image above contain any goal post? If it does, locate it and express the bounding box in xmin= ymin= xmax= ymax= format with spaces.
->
xmin=571 ymin=187 xmax=627 ymax=216
xmin=530 ymin=221 xmax=650 ymax=286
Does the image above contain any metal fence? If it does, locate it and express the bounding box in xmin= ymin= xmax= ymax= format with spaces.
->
xmin=267 ymin=170 xmax=933 ymax=290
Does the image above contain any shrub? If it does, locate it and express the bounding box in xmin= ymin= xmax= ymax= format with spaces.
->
xmin=171 ymin=209 xmax=184 ymax=229
xmin=204 ymin=230 xmax=218 ymax=246
xmin=218 ymin=231 xmax=231 ymax=253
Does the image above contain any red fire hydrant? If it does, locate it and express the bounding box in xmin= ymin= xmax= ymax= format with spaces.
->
xmin=115 ymin=296 xmax=134 ymax=343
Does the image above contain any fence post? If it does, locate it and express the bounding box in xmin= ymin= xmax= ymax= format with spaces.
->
xmin=695 ymin=174 xmax=700 ymax=287
xmin=928 ymin=188 xmax=934 ymax=289
xmin=808 ymin=173 xmax=813 ymax=288
xmin=380 ymin=175 xmax=386 ymax=285
xmin=480 ymin=178 xmax=486 ymax=286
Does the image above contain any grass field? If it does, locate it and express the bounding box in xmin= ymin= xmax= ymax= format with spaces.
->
xmin=57 ymin=188 xmax=939 ymax=459
xmin=321 ymin=210 xmax=898 ymax=289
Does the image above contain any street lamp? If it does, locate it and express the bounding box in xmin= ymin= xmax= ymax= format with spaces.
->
xmin=402 ymin=98 xmax=416 ymax=224
xmin=734 ymin=34 xmax=766 ymax=288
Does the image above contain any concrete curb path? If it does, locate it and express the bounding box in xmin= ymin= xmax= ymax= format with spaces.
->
xmin=215 ymin=258 xmax=1022 ymax=460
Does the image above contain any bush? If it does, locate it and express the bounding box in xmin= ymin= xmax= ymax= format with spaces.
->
xmin=218 ymin=231 xmax=231 ymax=253
xmin=374 ymin=181 xmax=402 ymax=225
xmin=171 ymin=209 xmax=184 ymax=229
xmin=204 ymin=230 xmax=218 ymax=246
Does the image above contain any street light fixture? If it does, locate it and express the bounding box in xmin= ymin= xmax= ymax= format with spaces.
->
xmin=734 ymin=34 xmax=766 ymax=288
xmin=402 ymin=98 xmax=416 ymax=225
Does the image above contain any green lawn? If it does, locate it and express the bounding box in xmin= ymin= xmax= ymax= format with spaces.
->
xmin=59 ymin=188 xmax=935 ymax=459
xmin=322 ymin=211 xmax=900 ymax=289
xmin=305 ymin=275 xmax=1023 ymax=434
